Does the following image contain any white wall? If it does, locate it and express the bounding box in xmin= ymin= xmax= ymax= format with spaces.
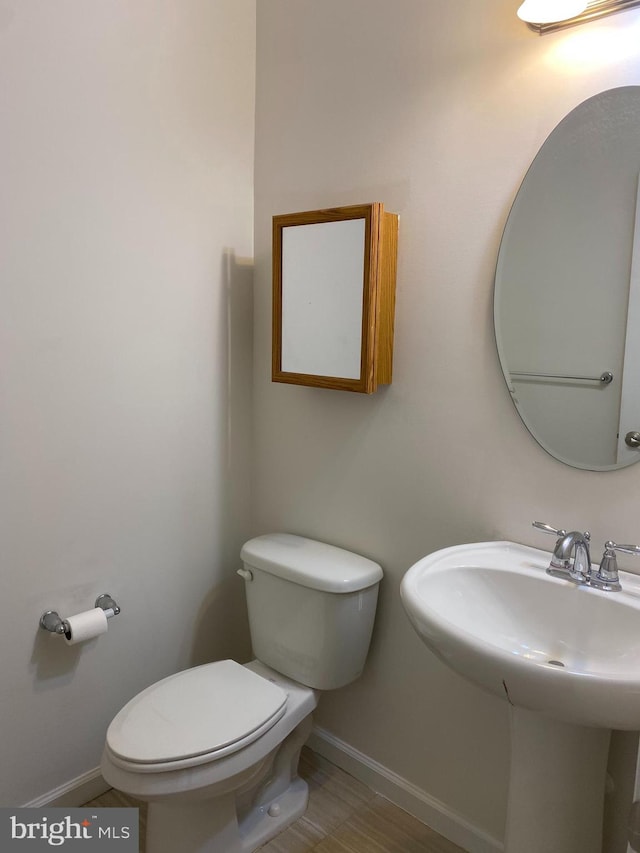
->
xmin=254 ymin=0 xmax=640 ymax=844
xmin=1 ymin=0 xmax=255 ymax=806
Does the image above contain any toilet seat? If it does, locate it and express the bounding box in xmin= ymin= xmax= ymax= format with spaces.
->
xmin=106 ymin=660 xmax=288 ymax=770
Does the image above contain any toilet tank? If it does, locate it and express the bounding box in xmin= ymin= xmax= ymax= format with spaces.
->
xmin=239 ymin=533 xmax=383 ymax=690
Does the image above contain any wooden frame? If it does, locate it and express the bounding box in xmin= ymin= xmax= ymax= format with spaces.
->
xmin=272 ymin=203 xmax=398 ymax=394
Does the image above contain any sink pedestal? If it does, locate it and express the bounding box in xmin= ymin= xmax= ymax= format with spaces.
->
xmin=505 ymin=706 xmax=611 ymax=853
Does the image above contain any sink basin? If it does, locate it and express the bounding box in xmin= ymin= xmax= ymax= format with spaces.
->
xmin=400 ymin=540 xmax=640 ymax=730
xmin=401 ymin=540 xmax=640 ymax=853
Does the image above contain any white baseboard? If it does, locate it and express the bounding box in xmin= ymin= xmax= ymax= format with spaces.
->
xmin=21 ymin=729 xmax=503 ymax=853
xmin=307 ymin=726 xmax=503 ymax=853
xmin=23 ymin=767 xmax=110 ymax=809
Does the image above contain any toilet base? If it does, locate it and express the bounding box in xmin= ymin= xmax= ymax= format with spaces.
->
xmin=146 ymin=776 xmax=308 ymax=853
xmin=238 ymin=776 xmax=308 ymax=849
xmin=143 ymin=715 xmax=312 ymax=853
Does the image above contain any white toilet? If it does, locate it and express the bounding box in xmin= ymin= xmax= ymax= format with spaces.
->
xmin=101 ymin=533 xmax=383 ymax=853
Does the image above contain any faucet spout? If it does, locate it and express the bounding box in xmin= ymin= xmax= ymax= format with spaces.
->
xmin=550 ymin=531 xmax=592 ymax=582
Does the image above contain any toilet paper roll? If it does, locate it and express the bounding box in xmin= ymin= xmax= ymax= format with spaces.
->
xmin=64 ymin=607 xmax=109 ymax=645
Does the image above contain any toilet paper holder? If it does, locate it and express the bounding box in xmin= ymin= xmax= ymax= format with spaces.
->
xmin=40 ymin=594 xmax=121 ymax=635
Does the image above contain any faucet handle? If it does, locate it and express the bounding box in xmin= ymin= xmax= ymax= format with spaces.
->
xmin=592 ymin=540 xmax=640 ymax=591
xmin=605 ymin=541 xmax=640 ymax=557
xmin=532 ymin=521 xmax=567 ymax=538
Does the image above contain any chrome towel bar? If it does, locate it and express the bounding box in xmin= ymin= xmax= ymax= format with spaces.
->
xmin=510 ymin=370 xmax=613 ymax=385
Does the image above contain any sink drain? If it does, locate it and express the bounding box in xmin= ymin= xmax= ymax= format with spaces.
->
xmin=547 ymin=659 xmax=565 ymax=667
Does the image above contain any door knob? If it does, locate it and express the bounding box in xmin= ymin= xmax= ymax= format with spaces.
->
xmin=625 ymin=431 xmax=640 ymax=448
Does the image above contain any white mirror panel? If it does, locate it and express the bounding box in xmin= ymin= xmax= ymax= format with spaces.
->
xmin=281 ymin=218 xmax=365 ymax=379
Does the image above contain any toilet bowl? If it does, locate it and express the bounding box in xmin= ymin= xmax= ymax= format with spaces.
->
xmin=102 ymin=661 xmax=317 ymax=853
xmin=101 ymin=533 xmax=383 ymax=853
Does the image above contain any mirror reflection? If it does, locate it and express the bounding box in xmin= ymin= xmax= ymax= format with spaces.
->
xmin=494 ymin=86 xmax=640 ymax=471
xmin=281 ymin=218 xmax=366 ymax=379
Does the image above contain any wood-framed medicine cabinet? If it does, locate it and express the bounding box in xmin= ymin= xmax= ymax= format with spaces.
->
xmin=272 ymin=203 xmax=398 ymax=393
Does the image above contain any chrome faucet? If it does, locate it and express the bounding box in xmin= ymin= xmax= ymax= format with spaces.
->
xmin=548 ymin=529 xmax=592 ymax=583
xmin=532 ymin=522 xmax=640 ymax=591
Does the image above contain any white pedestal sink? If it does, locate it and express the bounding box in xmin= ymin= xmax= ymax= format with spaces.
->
xmin=400 ymin=541 xmax=640 ymax=853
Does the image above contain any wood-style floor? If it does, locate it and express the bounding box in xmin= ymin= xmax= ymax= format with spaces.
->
xmin=84 ymin=747 xmax=465 ymax=853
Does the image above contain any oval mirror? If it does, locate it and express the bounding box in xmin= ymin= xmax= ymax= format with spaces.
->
xmin=494 ymin=86 xmax=640 ymax=471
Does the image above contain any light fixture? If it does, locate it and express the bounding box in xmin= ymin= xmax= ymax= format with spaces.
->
xmin=518 ymin=0 xmax=589 ymax=23
xmin=518 ymin=0 xmax=640 ymax=33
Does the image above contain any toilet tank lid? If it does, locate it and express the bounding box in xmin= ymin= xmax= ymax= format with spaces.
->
xmin=240 ymin=533 xmax=383 ymax=593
